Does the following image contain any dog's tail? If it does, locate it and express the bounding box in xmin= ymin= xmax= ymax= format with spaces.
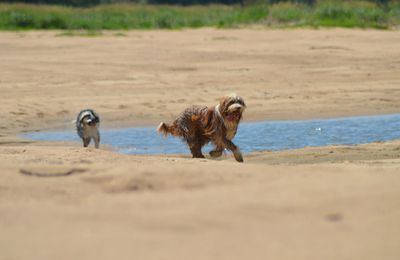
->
xmin=157 ymin=122 xmax=175 ymax=137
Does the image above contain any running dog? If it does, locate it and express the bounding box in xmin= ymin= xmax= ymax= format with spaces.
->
xmin=76 ymin=109 xmax=100 ymax=148
xmin=157 ymin=94 xmax=246 ymax=162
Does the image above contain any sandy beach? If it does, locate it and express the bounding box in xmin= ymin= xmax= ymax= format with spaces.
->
xmin=1 ymin=28 xmax=400 ymax=260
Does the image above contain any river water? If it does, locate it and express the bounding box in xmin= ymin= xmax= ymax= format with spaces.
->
xmin=22 ymin=114 xmax=400 ymax=155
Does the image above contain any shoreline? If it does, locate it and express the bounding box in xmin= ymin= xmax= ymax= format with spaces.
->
xmin=8 ymin=109 xmax=400 ymax=135
xmin=16 ymin=112 xmax=400 ymax=159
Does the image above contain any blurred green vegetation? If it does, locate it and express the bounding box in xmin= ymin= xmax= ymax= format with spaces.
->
xmin=0 ymin=0 xmax=399 ymax=30
xmin=0 ymin=0 xmax=394 ymax=7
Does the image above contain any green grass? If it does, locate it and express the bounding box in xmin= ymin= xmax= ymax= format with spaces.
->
xmin=313 ymin=1 xmax=389 ymax=29
xmin=0 ymin=3 xmax=268 ymax=30
xmin=267 ymin=0 xmax=398 ymax=29
xmin=56 ymin=29 xmax=103 ymax=36
xmin=267 ymin=3 xmax=312 ymax=26
xmin=0 ymin=1 xmax=399 ymax=31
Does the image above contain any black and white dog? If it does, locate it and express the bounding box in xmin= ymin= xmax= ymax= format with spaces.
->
xmin=76 ymin=109 xmax=100 ymax=148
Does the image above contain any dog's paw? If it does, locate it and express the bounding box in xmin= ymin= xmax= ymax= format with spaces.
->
xmin=235 ymin=156 xmax=244 ymax=163
xmin=209 ymin=149 xmax=223 ymax=158
xmin=233 ymin=148 xmax=244 ymax=163
xmin=192 ymin=154 xmax=205 ymax=159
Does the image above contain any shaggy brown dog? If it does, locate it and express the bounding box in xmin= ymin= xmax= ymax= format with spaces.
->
xmin=157 ymin=94 xmax=246 ymax=162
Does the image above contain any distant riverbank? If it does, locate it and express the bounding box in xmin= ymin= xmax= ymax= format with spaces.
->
xmin=0 ymin=1 xmax=399 ymax=30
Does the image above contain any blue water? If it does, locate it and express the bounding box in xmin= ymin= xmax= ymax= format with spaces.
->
xmin=22 ymin=114 xmax=400 ymax=155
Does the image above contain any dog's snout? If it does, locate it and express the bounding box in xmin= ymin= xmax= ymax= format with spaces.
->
xmin=227 ymin=103 xmax=243 ymax=112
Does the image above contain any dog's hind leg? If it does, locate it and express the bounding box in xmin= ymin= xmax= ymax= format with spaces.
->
xmin=188 ymin=141 xmax=205 ymax=158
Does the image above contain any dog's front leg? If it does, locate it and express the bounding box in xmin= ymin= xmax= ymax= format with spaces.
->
xmin=83 ymin=137 xmax=91 ymax=147
xmin=94 ymin=130 xmax=100 ymax=149
xmin=223 ymin=139 xmax=243 ymax=163
xmin=209 ymin=147 xmax=224 ymax=158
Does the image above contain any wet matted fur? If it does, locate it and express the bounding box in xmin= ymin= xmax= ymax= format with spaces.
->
xmin=157 ymin=94 xmax=246 ymax=162
xmin=76 ymin=109 xmax=100 ymax=149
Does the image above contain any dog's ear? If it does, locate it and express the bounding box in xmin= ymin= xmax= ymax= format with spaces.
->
xmin=202 ymin=107 xmax=221 ymax=136
xmin=239 ymin=97 xmax=246 ymax=108
xmin=219 ymin=96 xmax=229 ymax=113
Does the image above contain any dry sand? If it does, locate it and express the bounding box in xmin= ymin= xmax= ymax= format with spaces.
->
xmin=1 ymin=28 xmax=400 ymax=260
